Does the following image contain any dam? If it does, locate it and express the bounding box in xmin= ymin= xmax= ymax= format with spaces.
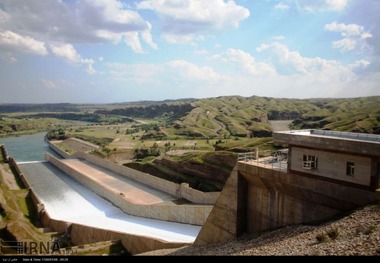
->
xmin=18 ymin=161 xmax=200 ymax=243
xmin=4 ymin=130 xmax=379 ymax=254
xmin=0 ymin=134 xmax=216 ymax=254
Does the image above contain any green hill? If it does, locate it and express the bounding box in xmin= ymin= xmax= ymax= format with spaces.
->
xmin=92 ymin=95 xmax=380 ymax=137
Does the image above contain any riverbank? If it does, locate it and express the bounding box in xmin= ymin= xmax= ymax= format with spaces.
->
xmin=0 ymin=130 xmax=48 ymax=139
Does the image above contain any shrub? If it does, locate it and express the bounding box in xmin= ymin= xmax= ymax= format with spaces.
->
xmin=316 ymin=233 xmax=328 ymax=243
xmin=327 ymin=227 xmax=339 ymax=240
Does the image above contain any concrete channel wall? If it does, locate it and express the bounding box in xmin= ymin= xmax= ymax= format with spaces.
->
xmin=1 ymin=144 xmax=192 ymax=255
xmin=39 ymin=209 xmax=188 ymax=255
xmin=47 ymin=140 xmax=219 ymax=205
xmin=0 ymin=144 xmax=9 ymax=162
xmin=72 ymin=151 xmax=220 ymax=205
xmin=47 ymin=140 xmax=72 ymax=159
xmin=45 ymin=153 xmax=212 ymax=225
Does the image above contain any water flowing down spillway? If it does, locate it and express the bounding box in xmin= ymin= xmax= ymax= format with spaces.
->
xmin=18 ymin=161 xmax=201 ymax=243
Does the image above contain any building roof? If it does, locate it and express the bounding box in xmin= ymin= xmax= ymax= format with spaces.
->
xmin=273 ymin=130 xmax=380 ymax=156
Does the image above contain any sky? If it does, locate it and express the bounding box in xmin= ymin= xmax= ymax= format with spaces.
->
xmin=0 ymin=0 xmax=379 ymax=103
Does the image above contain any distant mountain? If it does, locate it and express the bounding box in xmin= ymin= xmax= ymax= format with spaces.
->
xmin=0 ymin=103 xmax=81 ymax=113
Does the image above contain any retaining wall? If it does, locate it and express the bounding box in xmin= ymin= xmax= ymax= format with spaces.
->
xmin=72 ymin=151 xmax=219 ymax=205
xmin=0 ymin=144 xmax=9 ymax=162
xmin=59 ymin=138 xmax=99 ymax=153
xmin=195 ymin=161 xmax=380 ymax=245
xmin=46 ymin=140 xmax=72 ymax=159
xmin=39 ymin=210 xmax=188 ymax=255
xmin=45 ymin=153 xmax=212 ymax=225
xmin=47 ymin=139 xmax=219 ymax=205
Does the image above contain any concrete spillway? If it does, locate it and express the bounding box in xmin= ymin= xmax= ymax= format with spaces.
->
xmin=60 ymin=158 xmax=175 ymax=205
xmin=18 ymin=161 xmax=201 ymax=243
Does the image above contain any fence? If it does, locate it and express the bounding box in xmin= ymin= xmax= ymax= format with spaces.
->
xmin=238 ymin=149 xmax=288 ymax=172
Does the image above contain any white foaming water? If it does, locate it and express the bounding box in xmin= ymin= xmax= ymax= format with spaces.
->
xmin=19 ymin=161 xmax=201 ymax=243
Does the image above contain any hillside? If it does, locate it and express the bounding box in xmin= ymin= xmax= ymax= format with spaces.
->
xmin=175 ymin=96 xmax=380 ymax=137
xmin=138 ymin=203 xmax=380 ymax=256
xmin=2 ymin=96 xmax=380 ymax=138
xmin=93 ymin=95 xmax=380 ymax=138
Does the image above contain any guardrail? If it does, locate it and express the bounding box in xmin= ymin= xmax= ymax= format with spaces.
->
xmin=238 ymin=150 xmax=288 ymax=172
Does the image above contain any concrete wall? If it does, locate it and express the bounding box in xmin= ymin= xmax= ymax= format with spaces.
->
xmin=47 ymin=140 xmax=72 ymax=159
xmin=195 ymin=161 xmax=380 ymax=245
xmin=0 ymin=144 xmax=9 ymax=162
xmin=179 ymin=183 xmax=220 ymax=204
xmin=72 ymin=151 xmax=219 ymax=205
xmin=290 ymin=146 xmax=372 ymax=186
xmin=47 ymin=140 xmax=219 ymax=205
xmin=194 ymin=164 xmax=246 ymax=245
xmin=39 ymin=210 xmax=188 ymax=255
xmin=60 ymin=138 xmax=99 ymax=153
xmin=45 ymin=153 xmax=212 ymax=225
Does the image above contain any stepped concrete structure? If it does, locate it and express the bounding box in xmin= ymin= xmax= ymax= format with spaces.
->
xmin=1 ymin=139 xmax=219 ymax=254
xmin=194 ymin=130 xmax=380 ymax=245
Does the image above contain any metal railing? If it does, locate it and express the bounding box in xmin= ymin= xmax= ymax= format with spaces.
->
xmin=238 ymin=150 xmax=288 ymax=172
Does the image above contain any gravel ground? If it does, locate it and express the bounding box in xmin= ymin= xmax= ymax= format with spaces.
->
xmin=137 ymin=203 xmax=380 ymax=256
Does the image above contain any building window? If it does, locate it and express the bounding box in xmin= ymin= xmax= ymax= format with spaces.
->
xmin=346 ymin=162 xmax=355 ymax=176
xmin=303 ymin=155 xmax=318 ymax=169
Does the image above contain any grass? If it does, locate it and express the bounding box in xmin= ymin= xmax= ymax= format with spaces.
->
xmin=15 ymin=190 xmax=39 ymax=226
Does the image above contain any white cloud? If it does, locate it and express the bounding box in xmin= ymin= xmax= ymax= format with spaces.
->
xmin=272 ymin=35 xmax=286 ymax=41
xmin=0 ymin=31 xmax=48 ymax=56
xmin=86 ymin=0 xmax=146 ymax=26
xmin=123 ymin=32 xmax=144 ymax=54
xmin=295 ymin=0 xmax=349 ymax=13
xmin=50 ymin=43 xmax=96 ymax=75
xmin=194 ymin=49 xmax=209 ymax=56
xmin=102 ymin=45 xmax=377 ymax=100
xmin=349 ymin=59 xmax=370 ymax=71
xmin=325 ymin=22 xmax=372 ymax=52
xmin=0 ymin=0 xmax=156 ymax=53
xmin=256 ymin=42 xmax=355 ymax=76
xmin=275 ymin=2 xmax=289 ymax=10
xmin=107 ymin=59 xmax=224 ymax=85
xmin=160 ymin=33 xmax=204 ymax=45
xmin=42 ymin=79 xmax=57 ymax=90
xmin=325 ymin=0 xmax=349 ymax=12
xmin=82 ymin=58 xmax=96 ymax=75
xmin=215 ymin=48 xmax=276 ymax=76
xmin=137 ymin=0 xmax=250 ymax=43
xmin=165 ymin=60 xmax=222 ymax=81
xmin=50 ymin=43 xmax=81 ymax=63
xmin=141 ymin=22 xmax=158 ymax=50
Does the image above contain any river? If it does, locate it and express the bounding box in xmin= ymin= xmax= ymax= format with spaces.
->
xmin=0 ymin=132 xmax=60 ymax=162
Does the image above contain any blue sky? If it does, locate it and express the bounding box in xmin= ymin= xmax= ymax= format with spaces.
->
xmin=0 ymin=0 xmax=379 ymax=103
